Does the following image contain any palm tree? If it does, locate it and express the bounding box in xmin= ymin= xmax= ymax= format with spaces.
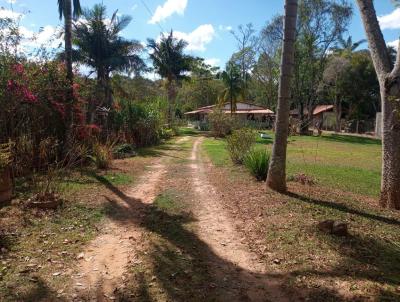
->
xmin=335 ymin=36 xmax=366 ymax=57
xmin=266 ymin=0 xmax=298 ymax=192
xmin=219 ymin=62 xmax=244 ymax=113
xmin=58 ymin=0 xmax=81 ymax=84
xmin=57 ymin=0 xmax=81 ymax=150
xmin=147 ymin=31 xmax=193 ymax=125
xmin=58 ymin=0 xmax=82 ymax=153
xmin=73 ymin=4 xmax=145 ymax=111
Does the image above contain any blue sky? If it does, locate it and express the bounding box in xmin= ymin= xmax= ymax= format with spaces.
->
xmin=1 ymin=0 xmax=400 ymax=71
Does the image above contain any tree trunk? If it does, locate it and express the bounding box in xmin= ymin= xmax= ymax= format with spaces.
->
xmin=380 ymin=81 xmax=400 ymax=209
xmin=267 ymin=0 xmax=298 ymax=193
xmin=299 ymin=102 xmax=307 ymax=135
xmin=63 ymin=0 xmax=75 ymax=152
xmin=335 ymin=97 xmax=341 ymax=133
xmin=105 ymin=73 xmax=113 ymax=108
xmin=357 ymin=0 xmax=400 ymax=209
xmin=167 ymin=78 xmax=177 ymax=126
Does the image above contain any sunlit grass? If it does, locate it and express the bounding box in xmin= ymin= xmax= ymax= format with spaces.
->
xmin=202 ymin=132 xmax=382 ymax=197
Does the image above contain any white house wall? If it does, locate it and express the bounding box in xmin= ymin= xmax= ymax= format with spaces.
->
xmin=222 ymin=102 xmax=265 ymax=110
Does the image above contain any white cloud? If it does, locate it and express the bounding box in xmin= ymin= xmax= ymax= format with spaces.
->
xmin=6 ymin=0 xmax=17 ymax=4
xmin=204 ymin=58 xmax=220 ymax=67
xmin=388 ymin=39 xmax=399 ymax=49
xmin=6 ymin=25 xmax=62 ymax=56
xmin=218 ymin=25 xmax=232 ymax=32
xmin=378 ymin=8 xmax=400 ymax=30
xmin=148 ymin=0 xmax=187 ymax=24
xmin=131 ymin=4 xmax=138 ymax=11
xmin=173 ymin=24 xmax=215 ymax=52
xmin=24 ymin=25 xmax=63 ymax=49
xmin=0 ymin=8 xmax=23 ymax=20
xmin=0 ymin=8 xmax=62 ymax=57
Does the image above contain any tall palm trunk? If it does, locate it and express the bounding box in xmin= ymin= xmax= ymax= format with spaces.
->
xmin=97 ymin=67 xmax=113 ymax=107
xmin=63 ymin=0 xmax=75 ymax=151
xmin=167 ymin=76 xmax=176 ymax=126
xmin=266 ymin=0 xmax=298 ymax=192
xmin=357 ymin=0 xmax=400 ymax=209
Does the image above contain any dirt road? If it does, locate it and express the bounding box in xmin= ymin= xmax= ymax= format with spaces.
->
xmin=72 ymin=136 xmax=287 ymax=301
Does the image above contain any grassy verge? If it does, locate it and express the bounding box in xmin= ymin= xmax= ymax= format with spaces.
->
xmin=0 ymin=145 xmax=159 ymax=301
xmin=202 ymin=132 xmax=400 ymax=300
xmin=178 ymin=126 xmax=201 ymax=136
xmin=0 ymin=202 xmax=104 ymax=301
xmin=262 ymin=186 xmax=400 ymax=300
xmin=202 ymin=132 xmax=381 ymax=197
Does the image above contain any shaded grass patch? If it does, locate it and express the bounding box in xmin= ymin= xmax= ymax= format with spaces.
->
xmin=0 ymin=202 xmax=105 ymax=301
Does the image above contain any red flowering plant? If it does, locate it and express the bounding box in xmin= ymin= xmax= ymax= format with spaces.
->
xmin=0 ymin=18 xmax=101 ymax=175
xmin=0 ymin=58 xmax=95 ymax=172
xmin=5 ymin=63 xmax=38 ymax=104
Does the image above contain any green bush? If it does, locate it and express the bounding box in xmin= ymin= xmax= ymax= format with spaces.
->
xmin=226 ymin=128 xmax=257 ymax=164
xmin=209 ymin=109 xmax=236 ymax=138
xmin=160 ymin=128 xmax=174 ymax=139
xmin=113 ymin=143 xmax=136 ymax=159
xmin=111 ymin=101 xmax=164 ymax=147
xmin=244 ymin=149 xmax=270 ymax=181
xmin=199 ymin=121 xmax=210 ymax=131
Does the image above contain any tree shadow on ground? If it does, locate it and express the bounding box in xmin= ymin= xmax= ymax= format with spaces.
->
xmin=0 ymin=231 xmax=17 ymax=251
xmin=320 ymin=134 xmax=381 ymax=145
xmin=3 ymin=276 xmax=66 ymax=302
xmin=286 ymin=191 xmax=400 ymax=226
xmin=283 ymin=190 xmax=400 ymax=301
xmin=288 ymin=232 xmax=400 ymax=301
xmin=178 ymin=128 xmax=203 ymax=137
xmin=137 ymin=144 xmax=189 ymax=159
xmin=93 ymin=173 xmax=296 ymax=301
xmin=90 ymin=172 xmax=359 ymax=301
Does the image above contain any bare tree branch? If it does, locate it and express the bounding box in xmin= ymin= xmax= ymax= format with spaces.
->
xmin=356 ymin=0 xmax=392 ymax=80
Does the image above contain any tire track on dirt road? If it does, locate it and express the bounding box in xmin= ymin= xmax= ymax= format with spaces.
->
xmin=188 ymin=137 xmax=288 ymax=302
xmin=72 ymin=137 xmax=188 ymax=301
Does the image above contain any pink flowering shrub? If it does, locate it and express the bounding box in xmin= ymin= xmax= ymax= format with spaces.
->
xmin=0 ymin=58 xmax=100 ymax=173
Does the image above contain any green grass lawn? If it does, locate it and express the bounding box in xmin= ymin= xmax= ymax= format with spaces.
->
xmin=203 ymin=132 xmax=382 ymax=197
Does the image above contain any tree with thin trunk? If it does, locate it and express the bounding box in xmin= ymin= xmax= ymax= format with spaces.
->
xmin=266 ymin=0 xmax=298 ymax=193
xmin=356 ymin=0 xmax=400 ymax=209
xmin=73 ymin=4 xmax=145 ymax=113
xmin=57 ymin=0 xmax=81 ymax=149
xmin=230 ymin=24 xmax=257 ymax=100
xmin=322 ymin=56 xmax=350 ymax=132
xmin=147 ymin=31 xmax=193 ymax=126
xmin=219 ymin=61 xmax=244 ymax=113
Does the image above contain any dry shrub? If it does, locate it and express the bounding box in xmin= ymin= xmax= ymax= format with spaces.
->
xmin=0 ymin=142 xmax=13 ymax=171
xmin=26 ymin=142 xmax=88 ymax=209
xmin=90 ymin=142 xmax=114 ymax=170
xmin=32 ymin=143 xmax=89 ymax=195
